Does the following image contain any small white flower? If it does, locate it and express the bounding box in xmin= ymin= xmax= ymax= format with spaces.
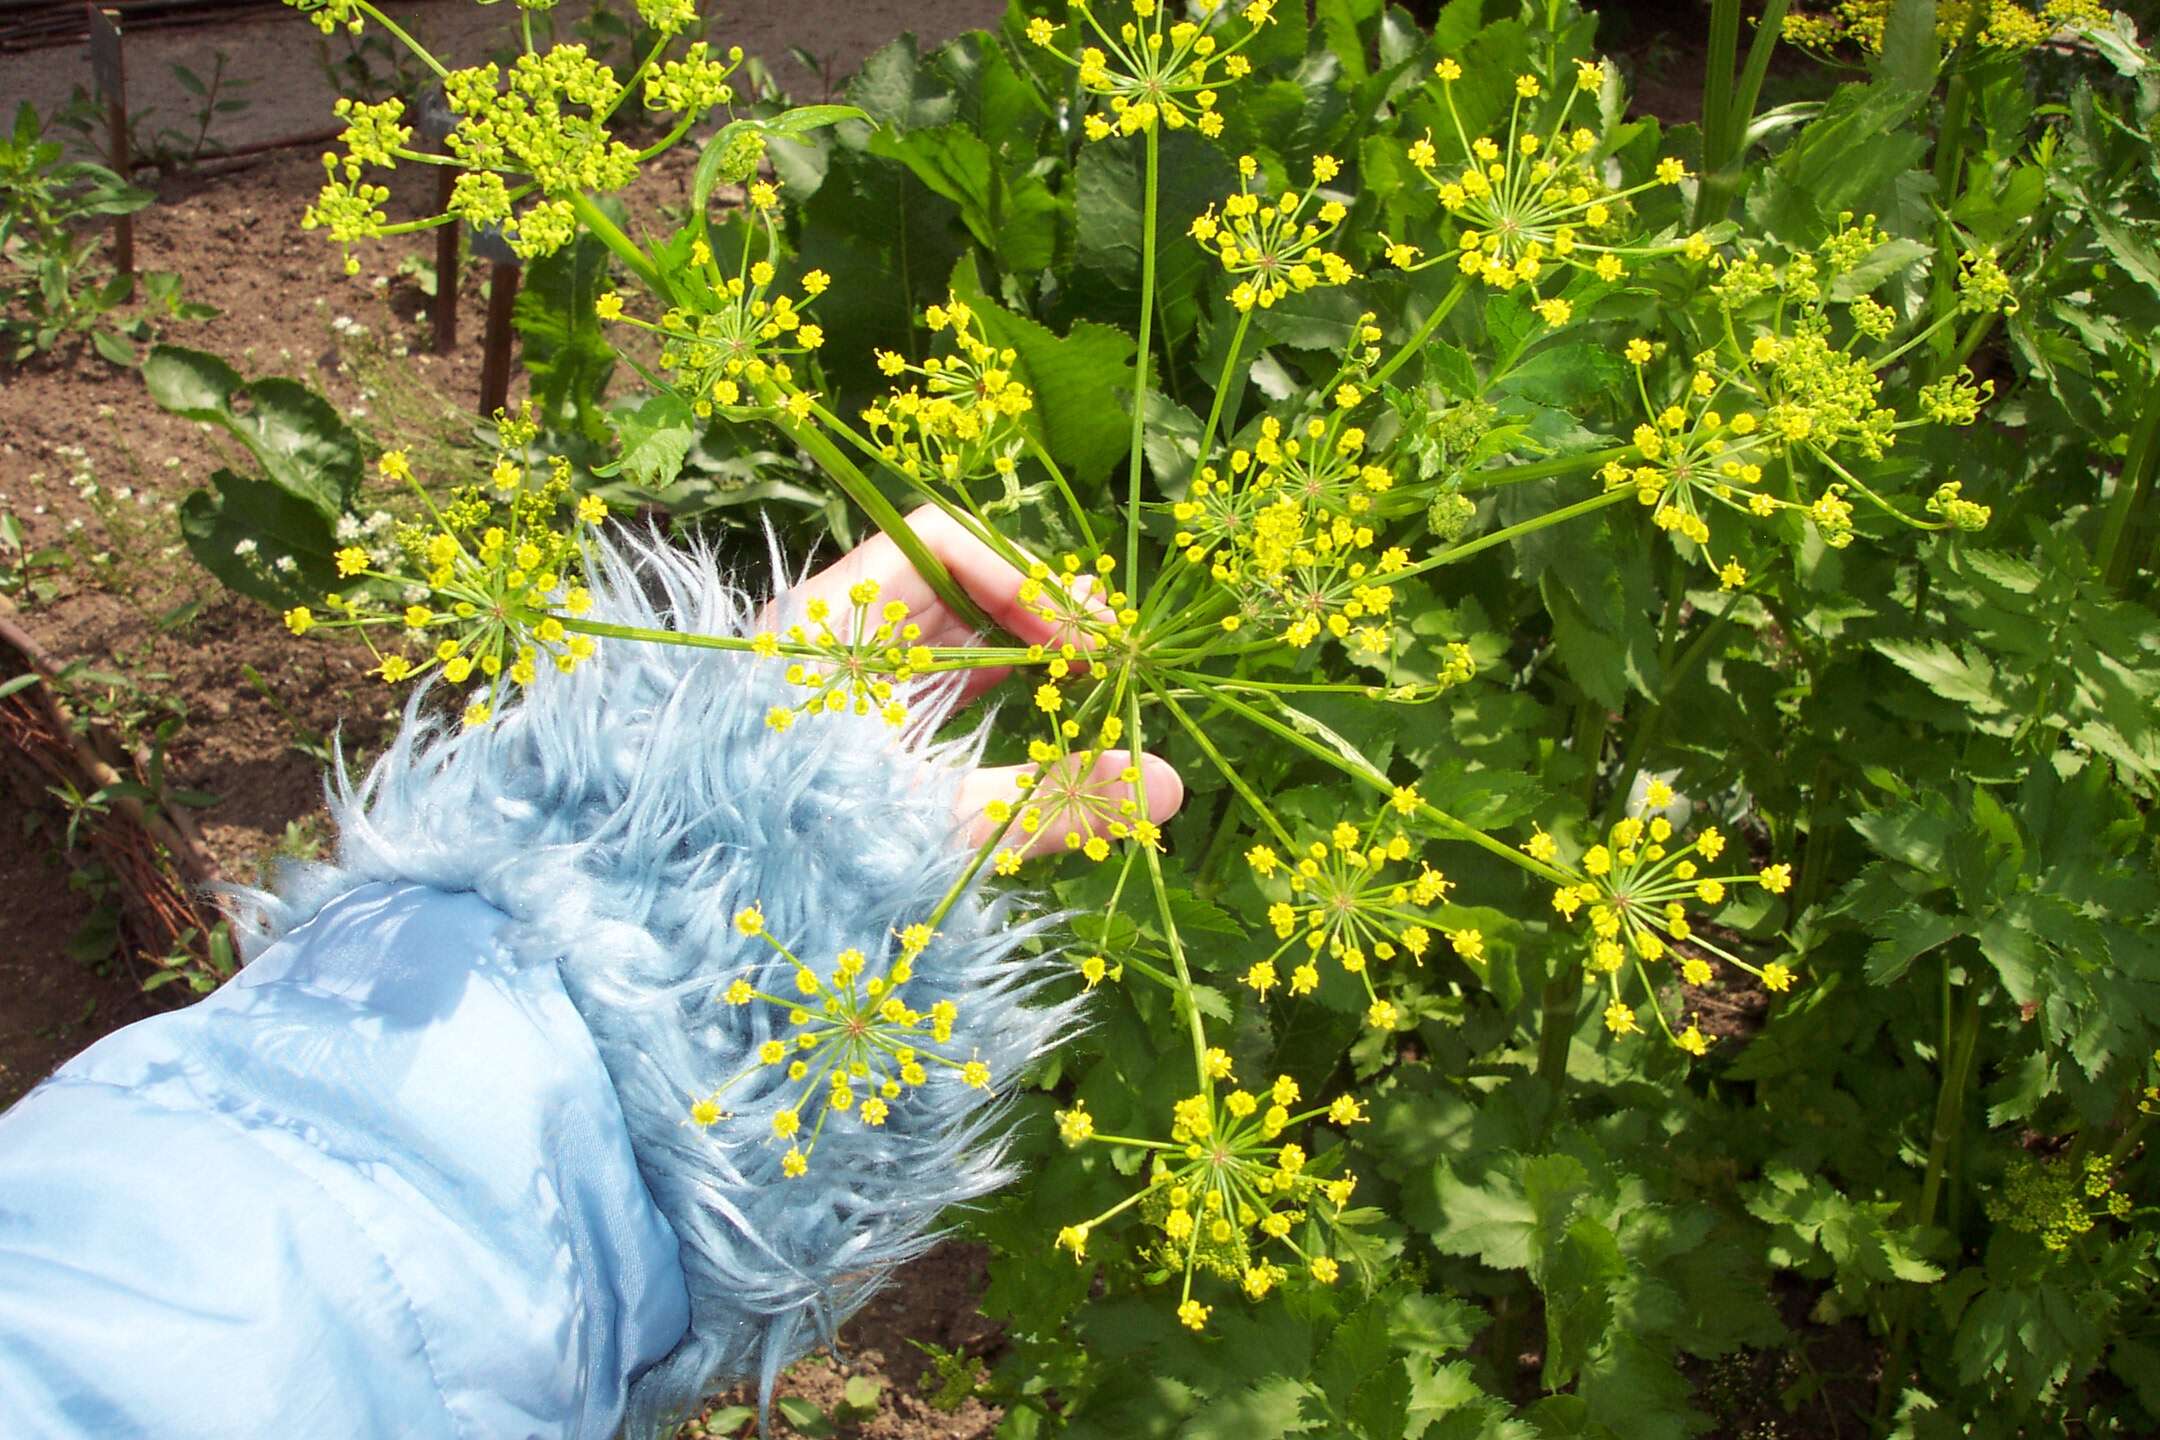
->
xmin=234 ymin=538 xmax=259 ymax=556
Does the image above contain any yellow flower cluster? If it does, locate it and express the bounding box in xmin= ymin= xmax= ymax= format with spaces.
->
xmin=282 ymin=415 xmax=604 ymax=728
xmin=1242 ymin=814 xmax=1456 ymax=1027
xmin=1533 ymin=781 xmax=1797 ymax=1053
xmin=299 ymin=17 xmax=739 ymax=272
xmin=1170 ymin=339 xmax=1460 ymax=661
xmin=1782 ymin=0 xmax=2108 ymax=54
xmin=1027 ymin=0 xmax=1277 ymax=141
xmin=605 ymin=197 xmax=832 ymax=423
xmin=1608 ymin=217 xmax=1996 ymax=577
xmin=1052 ymin=1063 xmax=1371 ymax=1326
xmin=758 ymin=577 xmax=934 ymax=732
xmin=862 ymin=296 xmax=1037 ymax=500
xmin=690 ymin=906 xmax=981 ymax=1177
xmin=1398 ymin=57 xmax=1691 ymax=302
xmin=1189 ymin=155 xmax=1356 ymax=313
xmin=1985 ymin=1152 xmax=2134 ymax=1252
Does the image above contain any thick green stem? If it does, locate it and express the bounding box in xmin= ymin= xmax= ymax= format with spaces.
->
xmin=1875 ymin=980 xmax=1984 ymax=1428
xmin=1126 ymin=684 xmax=1211 ymax=1089
xmin=568 ymin=191 xmax=663 ymax=296
xmin=1916 ymin=986 xmax=1983 ymax=1231
xmin=2096 ymin=366 xmax=2160 ymax=590
xmin=1125 ymin=126 xmax=1161 ymax=585
xmin=1924 ymin=3 xmax=1990 ymax=377
xmin=1388 ymin=488 xmax=1633 ymax=588
xmin=1462 ymin=445 xmax=1633 ymax=492
xmin=1693 ymin=0 xmax=1791 ymax=227
xmin=773 ymin=414 xmax=1000 ymax=636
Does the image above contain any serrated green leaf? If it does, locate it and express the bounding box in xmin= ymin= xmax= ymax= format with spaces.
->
xmin=597 ymin=392 xmax=697 ymax=490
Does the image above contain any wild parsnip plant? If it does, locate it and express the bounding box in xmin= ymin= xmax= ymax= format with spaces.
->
xmin=236 ymin=0 xmax=2160 ymax=1431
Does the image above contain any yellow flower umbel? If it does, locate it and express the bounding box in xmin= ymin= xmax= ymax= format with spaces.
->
xmin=1190 ymin=154 xmax=1356 ymax=313
xmin=1052 ymin=1070 xmax=1372 ymax=1323
xmin=1242 ymin=817 xmax=1453 ymax=1022
xmin=1026 ymin=0 xmax=1278 ymax=142
xmin=1535 ymin=781 xmax=1799 ymax=1051
xmin=1168 ymin=336 xmax=1470 ymax=668
xmin=603 ymin=187 xmax=832 ymax=422
xmin=861 ymin=296 xmax=1037 ymax=502
xmin=1608 ymin=216 xmax=1997 ymax=577
xmin=757 ymin=577 xmax=934 ymax=731
xmin=689 ymin=906 xmax=984 ymax=1176
xmin=284 ymin=412 xmax=603 ymax=727
xmin=295 ymin=0 xmax=738 ymax=272
xmin=1402 ymin=57 xmax=1692 ymax=300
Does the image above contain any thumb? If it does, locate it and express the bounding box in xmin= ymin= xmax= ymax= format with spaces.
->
xmin=956 ymin=750 xmax=1185 ymax=858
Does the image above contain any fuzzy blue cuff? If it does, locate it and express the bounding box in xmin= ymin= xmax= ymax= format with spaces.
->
xmin=231 ymin=533 xmax=1074 ymax=1436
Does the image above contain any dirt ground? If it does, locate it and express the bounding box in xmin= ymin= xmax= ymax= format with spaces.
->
xmin=1 ymin=3 xmax=1006 ymax=1435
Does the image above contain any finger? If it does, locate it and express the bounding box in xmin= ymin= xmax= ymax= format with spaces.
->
xmin=787 ymin=506 xmax=1110 ymax=704
xmin=956 ymin=750 xmax=1185 ymax=858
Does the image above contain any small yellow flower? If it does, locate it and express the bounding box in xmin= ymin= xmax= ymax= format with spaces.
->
xmin=689 ymin=1097 xmax=722 ymax=1127
xmin=594 ymin=292 xmax=624 ymax=321
xmin=1762 ymin=961 xmax=1795 ymax=993
xmin=781 ymin=1147 xmax=808 ymax=1178
xmin=734 ymin=904 xmax=766 ymax=937
xmin=283 ymin=606 xmax=314 ymax=636
xmin=1177 ymin=1299 xmax=1210 ymax=1331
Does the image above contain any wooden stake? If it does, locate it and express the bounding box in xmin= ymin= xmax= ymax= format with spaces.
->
xmin=479 ymin=262 xmax=519 ymax=416
xmin=432 ymin=167 xmax=459 ymax=354
xmin=86 ymin=3 xmax=132 ymax=278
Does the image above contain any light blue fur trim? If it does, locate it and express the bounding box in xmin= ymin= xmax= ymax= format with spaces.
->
xmin=230 ymin=532 xmax=1076 ymax=1435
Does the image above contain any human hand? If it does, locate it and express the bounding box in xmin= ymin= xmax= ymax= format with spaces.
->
xmin=788 ymin=506 xmax=1184 ymax=856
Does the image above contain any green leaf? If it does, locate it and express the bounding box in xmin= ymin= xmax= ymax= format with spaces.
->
xmin=869 ymin=123 xmax=1063 ymax=275
xmin=1864 ymin=906 xmax=1967 ymax=984
xmin=91 ymin=328 xmax=136 ymax=366
xmin=1874 ymin=0 xmax=1941 ymax=94
xmin=141 ymin=345 xmax=360 ymax=519
xmin=846 ymin=37 xmax=957 ymax=133
xmin=1872 ymin=638 xmax=2006 ymax=715
xmin=596 ymin=392 xmax=698 ymax=490
xmin=774 ymin=1394 xmax=834 ymax=1436
xmin=1536 ymin=1215 xmax=1626 ymax=1390
xmin=1072 ymin=129 xmax=1237 ymax=312
xmin=1744 ymin=81 xmax=1929 ymax=244
xmin=178 ymin=468 xmax=340 ymax=609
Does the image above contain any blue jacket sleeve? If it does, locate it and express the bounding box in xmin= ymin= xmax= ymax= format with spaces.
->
xmin=0 ymin=533 xmax=1073 ymax=1438
xmin=0 ymin=881 xmax=690 ymax=1440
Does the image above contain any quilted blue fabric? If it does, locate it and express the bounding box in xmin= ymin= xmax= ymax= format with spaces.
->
xmin=0 ymin=881 xmax=689 ymax=1439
